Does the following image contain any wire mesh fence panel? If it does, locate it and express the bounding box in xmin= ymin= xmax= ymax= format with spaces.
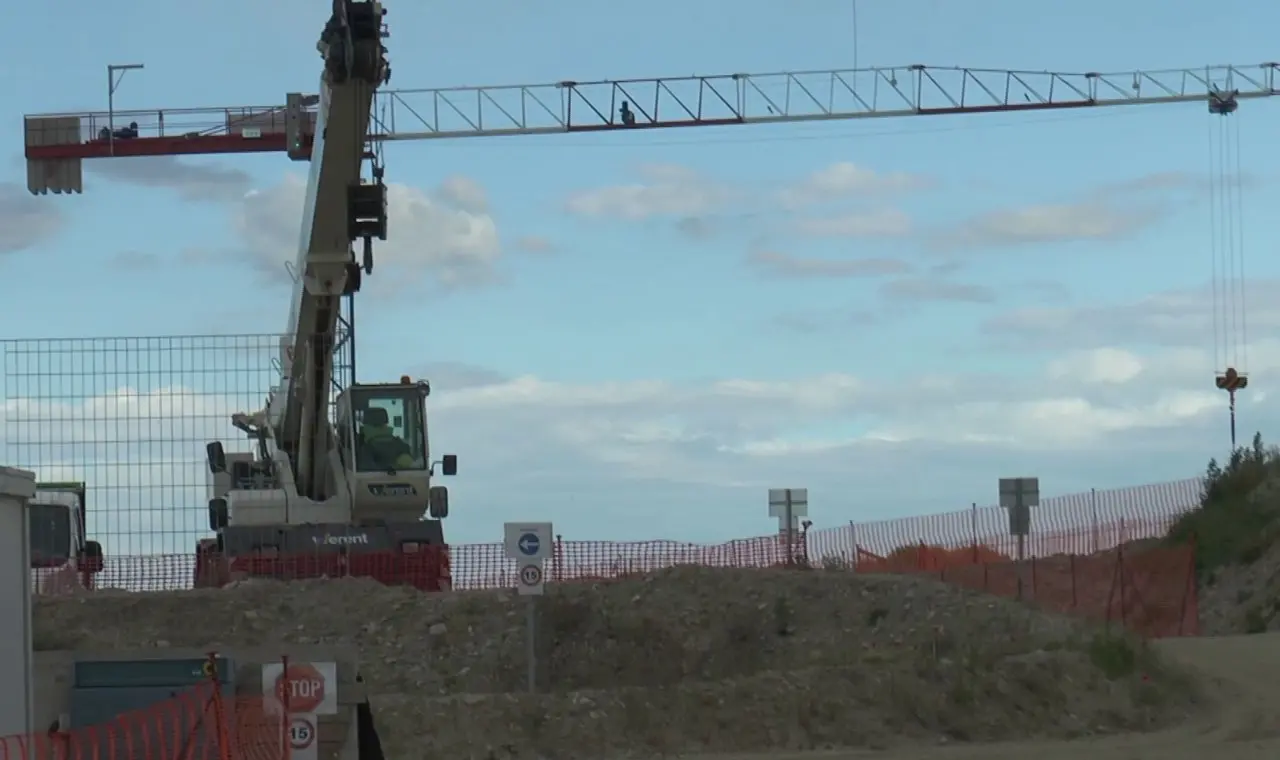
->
xmin=0 ymin=335 xmax=286 ymax=555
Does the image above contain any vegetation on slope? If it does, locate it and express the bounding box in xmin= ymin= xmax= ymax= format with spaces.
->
xmin=1165 ymin=432 xmax=1280 ymax=580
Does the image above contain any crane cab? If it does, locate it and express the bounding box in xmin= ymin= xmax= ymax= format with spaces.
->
xmin=335 ymin=377 xmax=457 ymax=524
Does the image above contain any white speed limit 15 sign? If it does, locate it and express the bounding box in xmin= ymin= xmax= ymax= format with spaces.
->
xmin=289 ymin=714 xmax=317 ymax=760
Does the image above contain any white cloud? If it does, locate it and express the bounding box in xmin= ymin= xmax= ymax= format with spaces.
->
xmin=935 ymin=201 xmax=1164 ymax=248
xmin=0 ymin=183 xmax=63 ymax=254
xmin=879 ymin=276 xmax=996 ymax=304
xmin=435 ymin=175 xmax=489 ymax=214
xmin=928 ymin=171 xmax=1198 ymax=250
xmin=778 ymin=162 xmax=931 ymax=208
xmin=87 ymin=156 xmax=251 ymax=202
xmin=746 ymin=250 xmax=911 ymax=279
xmin=235 ymin=174 xmax=502 ymax=291
xmin=5 ymin=333 xmax=1258 ymax=561
xmin=513 ymin=235 xmax=556 ymax=254
xmin=564 ymin=164 xmax=734 ymax=221
xmin=1046 ymin=348 xmax=1146 ymax=385
xmin=792 ymin=208 xmax=913 ymax=238
xmin=1 ymin=385 xmax=252 ymax=556
xmin=983 ymin=278 xmax=1280 ymax=351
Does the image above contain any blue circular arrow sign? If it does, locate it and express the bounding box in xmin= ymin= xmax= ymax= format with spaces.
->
xmin=518 ymin=532 xmax=541 ymax=556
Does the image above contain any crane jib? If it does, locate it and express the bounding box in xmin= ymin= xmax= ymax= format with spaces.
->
xmin=20 ymin=64 xmax=1280 ymax=167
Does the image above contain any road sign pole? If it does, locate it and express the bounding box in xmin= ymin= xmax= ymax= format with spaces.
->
xmin=525 ymin=596 xmax=536 ymax=693
xmin=999 ymin=477 xmax=1039 ymax=602
xmin=785 ymin=489 xmax=794 ymax=565
xmin=1015 ymin=490 xmax=1025 ymax=600
xmin=767 ymin=488 xmax=809 ymax=566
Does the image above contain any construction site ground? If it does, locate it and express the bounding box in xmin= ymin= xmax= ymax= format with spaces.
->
xmin=694 ymin=633 xmax=1280 ymax=759
xmin=34 ymin=564 xmax=1280 ymax=759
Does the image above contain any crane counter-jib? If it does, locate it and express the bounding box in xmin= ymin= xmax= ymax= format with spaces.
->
xmin=21 ymin=62 xmax=1280 ymax=166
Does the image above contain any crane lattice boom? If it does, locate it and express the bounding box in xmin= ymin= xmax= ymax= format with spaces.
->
xmin=23 ymin=62 xmax=1279 ymax=179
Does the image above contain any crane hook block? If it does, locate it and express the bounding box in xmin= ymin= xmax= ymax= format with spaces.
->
xmin=1215 ymin=367 xmax=1248 ymax=391
xmin=1208 ymin=89 xmax=1239 ymax=116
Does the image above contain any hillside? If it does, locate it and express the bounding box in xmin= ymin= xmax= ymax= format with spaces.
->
xmin=1166 ymin=434 xmax=1280 ymax=635
xmin=36 ymin=566 xmax=1201 ymax=758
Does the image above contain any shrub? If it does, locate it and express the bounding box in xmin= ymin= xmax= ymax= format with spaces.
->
xmin=1165 ymin=432 xmax=1280 ymax=578
xmin=1086 ymin=632 xmax=1139 ymax=679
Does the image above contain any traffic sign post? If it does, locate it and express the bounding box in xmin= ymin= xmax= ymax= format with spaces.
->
xmin=768 ymin=488 xmax=808 ymax=565
xmin=503 ymin=521 xmax=553 ymax=695
xmin=287 ymin=713 xmax=318 ymax=760
xmin=998 ymin=477 xmax=1040 ymax=599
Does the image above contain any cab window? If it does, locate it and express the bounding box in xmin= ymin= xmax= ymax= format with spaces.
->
xmin=352 ymin=388 xmax=427 ymax=472
xmin=30 ymin=503 xmax=72 ymax=566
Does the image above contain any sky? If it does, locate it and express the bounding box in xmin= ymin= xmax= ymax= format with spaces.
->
xmin=1 ymin=0 xmax=1278 ymax=556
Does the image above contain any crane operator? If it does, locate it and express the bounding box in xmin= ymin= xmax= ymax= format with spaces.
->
xmin=358 ymin=407 xmax=417 ymax=471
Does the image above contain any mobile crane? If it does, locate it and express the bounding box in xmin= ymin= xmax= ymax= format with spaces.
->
xmin=191 ymin=1 xmax=458 ymax=590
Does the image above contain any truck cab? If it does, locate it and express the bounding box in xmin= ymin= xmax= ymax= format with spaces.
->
xmin=30 ymin=481 xmax=104 ymax=593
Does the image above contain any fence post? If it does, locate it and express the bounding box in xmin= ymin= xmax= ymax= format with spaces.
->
xmin=970 ymin=502 xmax=978 ymax=563
xmin=1091 ymin=488 xmax=1099 ymax=553
xmin=848 ymin=520 xmax=857 ymax=569
xmin=1103 ymin=550 xmax=1120 ymax=631
xmin=553 ymin=534 xmax=564 ymax=583
xmin=1178 ymin=533 xmax=1199 ymax=636
xmin=1030 ymin=556 xmax=1037 ymax=601
xmin=1117 ymin=542 xmax=1128 ymax=631
xmin=1069 ymin=554 xmax=1077 ymax=610
xmin=281 ymin=654 xmax=292 ymax=760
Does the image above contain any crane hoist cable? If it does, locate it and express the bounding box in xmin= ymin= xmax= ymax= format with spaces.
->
xmin=1208 ymin=86 xmax=1248 ymax=449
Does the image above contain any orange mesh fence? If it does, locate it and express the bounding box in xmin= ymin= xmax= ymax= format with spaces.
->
xmin=0 ymin=684 xmax=285 ymax=760
xmin=53 ymin=477 xmax=1192 ymax=592
xmin=856 ymin=541 xmax=1198 ymax=637
xmin=846 ymin=478 xmax=1199 ymax=558
xmin=67 ymin=478 xmax=1198 ymax=592
xmin=83 ymin=518 xmax=1185 ymax=593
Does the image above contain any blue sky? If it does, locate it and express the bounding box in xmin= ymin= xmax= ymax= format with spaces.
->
xmin=2 ymin=0 xmax=1280 ymax=554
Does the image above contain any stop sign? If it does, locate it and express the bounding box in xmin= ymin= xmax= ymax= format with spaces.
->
xmin=274 ymin=663 xmax=326 ymax=713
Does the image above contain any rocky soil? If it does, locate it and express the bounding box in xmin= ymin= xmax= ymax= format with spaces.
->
xmin=1193 ymin=474 xmax=1280 ymax=635
xmin=1200 ymin=545 xmax=1280 ymax=634
xmin=35 ymin=567 xmax=1204 ymax=759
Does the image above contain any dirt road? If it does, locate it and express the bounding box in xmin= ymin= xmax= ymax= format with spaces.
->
xmin=698 ymin=633 xmax=1280 ymax=760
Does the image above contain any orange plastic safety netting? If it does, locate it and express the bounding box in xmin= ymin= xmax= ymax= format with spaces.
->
xmin=0 ymin=685 xmax=286 ymax=760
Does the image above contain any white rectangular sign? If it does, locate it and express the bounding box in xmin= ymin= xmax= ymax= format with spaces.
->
xmin=504 ymin=522 xmax=553 ymax=561
xmin=767 ymin=488 xmax=809 ymax=518
xmin=262 ymin=661 xmax=337 ymax=716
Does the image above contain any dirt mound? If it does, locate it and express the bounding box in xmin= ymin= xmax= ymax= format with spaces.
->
xmin=35 ymin=567 xmax=1202 ymax=757
xmin=1186 ymin=468 xmax=1280 ymax=635
xmin=1199 ymin=541 xmax=1280 ymax=634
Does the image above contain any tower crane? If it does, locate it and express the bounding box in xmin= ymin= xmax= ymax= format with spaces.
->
xmin=20 ymin=1 xmax=1278 ymax=589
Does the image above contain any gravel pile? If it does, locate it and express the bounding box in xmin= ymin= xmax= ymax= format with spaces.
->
xmin=36 ymin=566 xmax=1203 ymax=758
